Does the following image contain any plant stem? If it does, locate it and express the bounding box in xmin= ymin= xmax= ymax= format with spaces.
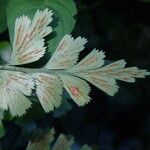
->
xmin=0 ymin=65 xmax=64 ymax=74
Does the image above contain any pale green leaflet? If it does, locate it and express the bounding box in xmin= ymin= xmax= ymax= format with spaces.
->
xmin=0 ymin=71 xmax=34 ymax=116
xmin=0 ymin=8 xmax=149 ymax=117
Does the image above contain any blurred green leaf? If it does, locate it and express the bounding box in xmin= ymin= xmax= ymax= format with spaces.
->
xmin=0 ymin=41 xmax=10 ymax=50
xmin=81 ymin=145 xmax=92 ymax=150
xmin=0 ymin=120 xmax=5 ymax=138
xmin=26 ymin=128 xmax=55 ymax=150
xmin=46 ymin=0 xmax=77 ymax=53
xmin=0 ymin=110 xmax=5 ymax=138
xmin=52 ymin=134 xmax=74 ymax=150
xmin=3 ymin=110 xmax=13 ymax=121
xmin=7 ymin=0 xmax=77 ymax=53
xmin=0 ymin=110 xmax=4 ymax=119
xmin=0 ymin=0 xmax=8 ymax=33
xmin=26 ymin=128 xmax=91 ymax=150
xmin=0 ymin=41 xmax=11 ymax=64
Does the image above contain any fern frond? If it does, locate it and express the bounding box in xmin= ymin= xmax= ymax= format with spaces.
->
xmin=0 ymin=8 xmax=149 ymax=116
xmin=67 ymin=51 xmax=150 ymax=96
xmin=45 ymin=35 xmax=87 ymax=69
xmin=32 ymin=73 xmax=63 ymax=112
xmin=0 ymin=71 xmax=34 ymax=116
xmin=10 ymin=9 xmax=53 ymax=65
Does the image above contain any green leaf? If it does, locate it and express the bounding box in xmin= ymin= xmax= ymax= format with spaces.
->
xmin=52 ymin=134 xmax=74 ymax=150
xmin=80 ymin=145 xmax=92 ymax=150
xmin=0 ymin=41 xmax=10 ymax=50
xmin=46 ymin=0 xmax=77 ymax=53
xmin=0 ymin=0 xmax=8 ymax=33
xmin=0 ymin=120 xmax=5 ymax=138
xmin=7 ymin=0 xmax=77 ymax=53
xmin=0 ymin=110 xmax=3 ymax=119
xmin=0 ymin=41 xmax=11 ymax=64
xmin=0 ymin=110 xmax=5 ymax=138
xmin=26 ymin=128 xmax=55 ymax=150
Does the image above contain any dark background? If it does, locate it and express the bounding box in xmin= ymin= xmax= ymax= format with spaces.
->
xmin=71 ymin=0 xmax=150 ymax=149
xmin=1 ymin=0 xmax=150 ymax=149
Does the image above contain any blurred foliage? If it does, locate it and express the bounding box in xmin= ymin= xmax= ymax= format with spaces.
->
xmin=26 ymin=128 xmax=91 ymax=150
xmin=0 ymin=0 xmax=9 ymax=33
xmin=0 ymin=41 xmax=11 ymax=64
xmin=0 ymin=110 xmax=5 ymax=138
xmin=0 ymin=0 xmax=150 ymax=149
